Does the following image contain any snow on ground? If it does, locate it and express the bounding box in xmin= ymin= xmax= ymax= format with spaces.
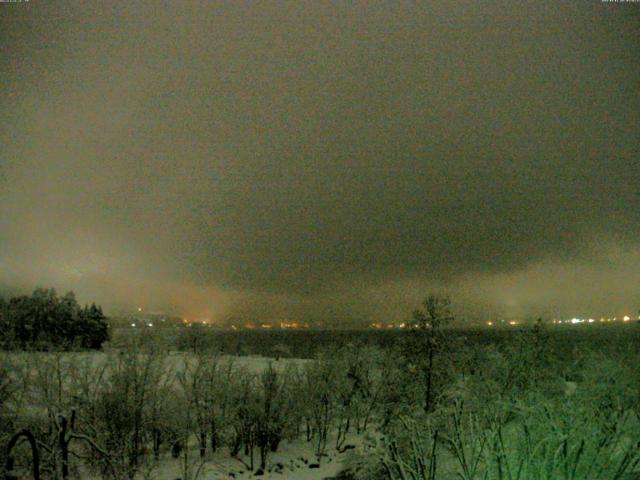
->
xmin=5 ymin=352 xmax=356 ymax=479
xmin=81 ymin=432 xmax=359 ymax=480
xmin=140 ymin=438 xmax=355 ymax=479
xmin=3 ymin=351 xmax=310 ymax=388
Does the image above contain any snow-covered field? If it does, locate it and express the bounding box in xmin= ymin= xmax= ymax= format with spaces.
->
xmin=3 ymin=352 xmax=362 ymax=480
xmin=6 ymin=338 xmax=637 ymax=480
xmin=111 ymin=433 xmax=357 ymax=480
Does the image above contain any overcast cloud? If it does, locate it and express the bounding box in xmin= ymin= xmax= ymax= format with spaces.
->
xmin=1 ymin=1 xmax=639 ymax=324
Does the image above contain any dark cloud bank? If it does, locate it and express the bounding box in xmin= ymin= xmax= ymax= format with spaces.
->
xmin=1 ymin=2 xmax=639 ymax=325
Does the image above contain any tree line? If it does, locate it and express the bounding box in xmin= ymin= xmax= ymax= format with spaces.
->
xmin=0 ymin=288 xmax=109 ymax=350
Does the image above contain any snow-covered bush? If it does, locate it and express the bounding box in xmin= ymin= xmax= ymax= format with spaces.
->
xmin=83 ymin=350 xmax=168 ymax=479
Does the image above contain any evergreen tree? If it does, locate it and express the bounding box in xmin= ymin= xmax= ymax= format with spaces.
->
xmin=0 ymin=289 xmax=109 ymax=350
xmin=80 ymin=303 xmax=109 ymax=349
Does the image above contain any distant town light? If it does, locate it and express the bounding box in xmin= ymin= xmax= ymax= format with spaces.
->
xmin=148 ymin=322 xmax=153 ymax=327
xmin=509 ymin=321 xmax=517 ymax=326
xmin=131 ymin=323 xmax=136 ymax=327
xmin=487 ymin=321 xmax=493 ymax=326
xmin=137 ymin=307 xmax=142 ymax=312
xmin=623 ymin=316 xmax=630 ymax=322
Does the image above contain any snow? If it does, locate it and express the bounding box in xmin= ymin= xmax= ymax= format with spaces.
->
xmin=79 ymin=432 xmax=358 ymax=480
xmin=148 ymin=440 xmax=352 ymax=479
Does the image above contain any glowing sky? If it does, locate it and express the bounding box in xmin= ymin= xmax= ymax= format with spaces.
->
xmin=1 ymin=1 xmax=639 ymax=324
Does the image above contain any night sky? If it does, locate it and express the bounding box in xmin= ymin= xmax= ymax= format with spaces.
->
xmin=1 ymin=2 xmax=639 ymax=325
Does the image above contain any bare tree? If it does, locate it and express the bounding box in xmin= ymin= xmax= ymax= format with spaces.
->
xmin=411 ymin=294 xmax=454 ymax=413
